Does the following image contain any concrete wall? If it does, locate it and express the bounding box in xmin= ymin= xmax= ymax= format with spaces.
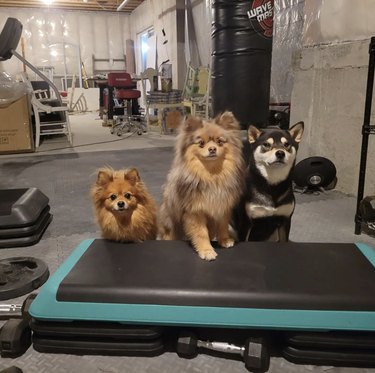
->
xmin=290 ymin=0 xmax=375 ymax=196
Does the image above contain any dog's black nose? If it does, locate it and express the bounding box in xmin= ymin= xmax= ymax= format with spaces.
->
xmin=276 ymin=150 xmax=285 ymax=159
xmin=208 ymin=146 xmax=216 ymax=154
xmin=117 ymin=201 xmax=125 ymax=208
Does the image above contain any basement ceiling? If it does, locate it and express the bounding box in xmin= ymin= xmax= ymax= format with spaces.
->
xmin=0 ymin=0 xmax=145 ymax=12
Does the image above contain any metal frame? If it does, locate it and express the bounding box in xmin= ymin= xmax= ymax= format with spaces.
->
xmin=355 ymin=37 xmax=375 ymax=234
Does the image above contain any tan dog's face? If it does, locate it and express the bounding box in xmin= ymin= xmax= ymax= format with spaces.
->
xmin=183 ymin=111 xmax=241 ymax=165
xmin=96 ymin=169 xmax=140 ymax=214
xmin=189 ymin=124 xmax=228 ymax=162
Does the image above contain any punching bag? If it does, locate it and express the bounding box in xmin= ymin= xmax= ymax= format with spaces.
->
xmin=211 ymin=0 xmax=274 ymax=128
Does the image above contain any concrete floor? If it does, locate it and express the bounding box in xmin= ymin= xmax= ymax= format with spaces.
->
xmin=30 ymin=111 xmax=175 ymax=156
xmin=0 ymin=111 xmax=374 ymax=373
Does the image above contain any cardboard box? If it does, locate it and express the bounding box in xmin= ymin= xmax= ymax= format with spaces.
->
xmin=0 ymin=95 xmax=34 ymax=154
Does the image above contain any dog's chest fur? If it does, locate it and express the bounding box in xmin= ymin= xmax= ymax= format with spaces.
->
xmin=245 ymin=186 xmax=294 ymax=219
xmin=178 ymin=171 xmax=241 ymax=216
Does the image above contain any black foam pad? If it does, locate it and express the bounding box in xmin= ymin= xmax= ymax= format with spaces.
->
xmin=58 ymin=240 xmax=375 ymax=312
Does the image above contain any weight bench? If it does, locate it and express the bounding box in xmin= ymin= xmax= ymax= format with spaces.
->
xmin=29 ymin=239 xmax=375 ymax=371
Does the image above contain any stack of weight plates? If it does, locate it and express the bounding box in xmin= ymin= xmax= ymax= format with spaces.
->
xmin=0 ymin=188 xmax=52 ymax=248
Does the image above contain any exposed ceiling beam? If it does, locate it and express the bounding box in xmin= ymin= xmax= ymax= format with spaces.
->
xmin=0 ymin=0 xmax=144 ymax=12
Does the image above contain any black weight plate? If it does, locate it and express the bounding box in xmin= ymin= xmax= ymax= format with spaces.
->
xmin=0 ymin=257 xmax=49 ymax=300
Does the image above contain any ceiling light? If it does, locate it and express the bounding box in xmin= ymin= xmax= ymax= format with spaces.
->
xmin=41 ymin=0 xmax=53 ymax=4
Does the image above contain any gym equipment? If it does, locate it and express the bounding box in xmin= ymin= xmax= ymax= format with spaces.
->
xmin=0 ymin=294 xmax=36 ymax=358
xmin=268 ymin=102 xmax=290 ymax=130
xmin=355 ymin=37 xmax=375 ymax=234
xmin=27 ymin=239 xmax=375 ymax=371
xmin=0 ymin=293 xmax=37 ymax=320
xmin=211 ymin=0 xmax=273 ymax=127
xmin=0 ymin=188 xmax=50 ymax=298
xmin=0 ymin=318 xmax=31 ymax=358
xmin=0 ymin=188 xmax=52 ymax=248
xmin=0 ymin=368 xmax=23 ymax=373
xmin=177 ymin=331 xmax=270 ymax=371
xmin=0 ymin=304 xmax=22 ymax=320
xmin=0 ymin=258 xmax=49 ymax=300
xmin=359 ymin=196 xmax=375 ymax=231
xmin=293 ymin=156 xmax=337 ymax=192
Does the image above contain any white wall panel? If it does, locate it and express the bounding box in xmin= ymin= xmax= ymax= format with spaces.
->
xmin=303 ymin=0 xmax=375 ymax=46
xmin=0 ymin=8 xmax=130 ymax=83
xmin=77 ymin=13 xmax=95 ymax=74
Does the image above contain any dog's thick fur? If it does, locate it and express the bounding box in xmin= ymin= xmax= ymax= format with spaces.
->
xmin=235 ymin=122 xmax=304 ymax=242
xmin=91 ymin=167 xmax=158 ymax=242
xmin=159 ymin=112 xmax=245 ymax=260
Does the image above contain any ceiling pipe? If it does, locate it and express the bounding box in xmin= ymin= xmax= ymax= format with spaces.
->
xmin=116 ymin=0 xmax=128 ymax=11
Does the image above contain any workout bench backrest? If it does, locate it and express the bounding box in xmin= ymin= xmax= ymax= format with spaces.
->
xmin=0 ymin=17 xmax=23 ymax=61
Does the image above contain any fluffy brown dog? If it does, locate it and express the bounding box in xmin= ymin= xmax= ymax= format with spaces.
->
xmin=91 ymin=167 xmax=157 ymax=242
xmin=159 ymin=112 xmax=245 ymax=260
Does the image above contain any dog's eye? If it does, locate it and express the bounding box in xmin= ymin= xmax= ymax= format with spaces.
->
xmin=217 ymin=137 xmax=226 ymax=146
xmin=284 ymin=142 xmax=290 ymax=148
xmin=198 ymin=140 xmax=205 ymax=147
xmin=110 ymin=194 xmax=117 ymax=201
xmin=263 ymin=142 xmax=271 ymax=149
xmin=124 ymin=193 xmax=131 ymax=199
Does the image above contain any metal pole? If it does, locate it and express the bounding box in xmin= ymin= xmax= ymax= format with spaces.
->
xmin=355 ymin=37 xmax=375 ymax=234
xmin=77 ymin=45 xmax=83 ymax=88
xmin=63 ymin=42 xmax=68 ymax=92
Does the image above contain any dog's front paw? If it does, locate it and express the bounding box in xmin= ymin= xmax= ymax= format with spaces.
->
xmin=219 ymin=238 xmax=235 ymax=248
xmin=198 ymin=248 xmax=218 ymax=261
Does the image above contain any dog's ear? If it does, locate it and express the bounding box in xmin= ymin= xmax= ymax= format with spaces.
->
xmin=247 ymin=125 xmax=262 ymax=144
xmin=289 ymin=121 xmax=304 ymax=143
xmin=215 ymin=111 xmax=240 ymax=130
xmin=125 ymin=168 xmax=140 ymax=185
xmin=183 ymin=115 xmax=203 ymax=132
xmin=96 ymin=168 xmax=113 ymax=186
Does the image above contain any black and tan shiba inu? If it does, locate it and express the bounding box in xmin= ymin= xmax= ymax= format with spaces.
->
xmin=235 ymin=122 xmax=304 ymax=242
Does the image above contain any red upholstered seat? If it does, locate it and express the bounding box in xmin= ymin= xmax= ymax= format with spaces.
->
xmin=116 ymin=89 xmax=141 ymax=99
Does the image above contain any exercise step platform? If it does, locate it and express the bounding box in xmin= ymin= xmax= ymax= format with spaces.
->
xmin=28 ymin=239 xmax=375 ymax=371
xmin=0 ymin=188 xmax=52 ymax=248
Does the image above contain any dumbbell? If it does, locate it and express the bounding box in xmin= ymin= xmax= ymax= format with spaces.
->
xmin=0 ymin=293 xmax=37 ymax=358
xmin=0 ymin=293 xmax=36 ymax=321
xmin=0 ymin=367 xmax=23 ymax=373
xmin=177 ymin=331 xmax=270 ymax=372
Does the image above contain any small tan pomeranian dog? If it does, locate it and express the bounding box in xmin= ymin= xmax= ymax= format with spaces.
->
xmin=159 ymin=112 xmax=245 ymax=260
xmin=91 ymin=167 xmax=158 ymax=242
